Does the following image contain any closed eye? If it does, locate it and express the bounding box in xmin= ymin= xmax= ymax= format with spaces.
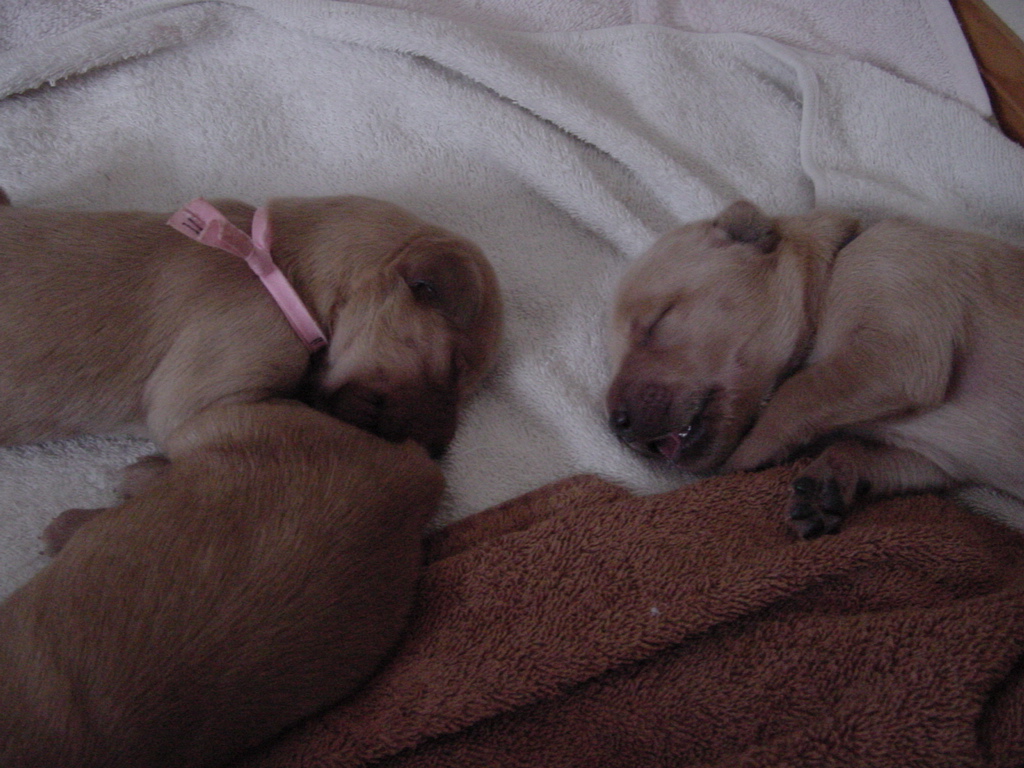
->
xmin=639 ymin=304 xmax=674 ymax=346
xmin=408 ymin=278 xmax=439 ymax=303
xmin=397 ymin=248 xmax=483 ymax=328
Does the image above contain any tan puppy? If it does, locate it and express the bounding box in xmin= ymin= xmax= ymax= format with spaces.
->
xmin=0 ymin=399 xmax=444 ymax=768
xmin=607 ymin=200 xmax=1024 ymax=537
xmin=0 ymin=193 xmax=502 ymax=457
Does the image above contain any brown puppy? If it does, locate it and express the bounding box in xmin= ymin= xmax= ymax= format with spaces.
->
xmin=607 ymin=200 xmax=1024 ymax=537
xmin=0 ymin=193 xmax=502 ymax=457
xmin=0 ymin=399 xmax=444 ymax=768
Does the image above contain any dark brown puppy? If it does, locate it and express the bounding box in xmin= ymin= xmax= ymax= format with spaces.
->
xmin=0 ymin=399 xmax=443 ymax=768
xmin=608 ymin=200 xmax=1024 ymax=536
xmin=0 ymin=194 xmax=502 ymax=456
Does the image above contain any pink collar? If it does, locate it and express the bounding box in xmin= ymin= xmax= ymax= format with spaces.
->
xmin=167 ymin=198 xmax=328 ymax=353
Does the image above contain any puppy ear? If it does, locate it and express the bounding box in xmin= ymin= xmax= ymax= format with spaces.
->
xmin=396 ymin=241 xmax=483 ymax=328
xmin=0 ymin=188 xmax=9 ymax=206
xmin=713 ymin=200 xmax=779 ymax=253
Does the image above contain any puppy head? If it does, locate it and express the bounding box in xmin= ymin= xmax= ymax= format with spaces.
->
xmin=271 ymin=197 xmax=502 ymax=458
xmin=606 ymin=201 xmax=858 ymax=474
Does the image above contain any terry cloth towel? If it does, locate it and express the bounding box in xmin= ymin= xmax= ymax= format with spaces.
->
xmin=0 ymin=0 xmax=992 ymax=115
xmin=239 ymin=466 xmax=1024 ymax=768
xmin=2 ymin=0 xmax=1024 ymax=598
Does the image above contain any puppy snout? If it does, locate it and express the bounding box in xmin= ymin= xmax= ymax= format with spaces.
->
xmin=606 ymin=380 xmax=673 ymax=444
xmin=321 ymin=381 xmax=457 ymax=459
xmin=319 ymin=382 xmax=387 ymax=434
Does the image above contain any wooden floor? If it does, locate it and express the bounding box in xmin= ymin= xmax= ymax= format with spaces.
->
xmin=950 ymin=0 xmax=1024 ymax=145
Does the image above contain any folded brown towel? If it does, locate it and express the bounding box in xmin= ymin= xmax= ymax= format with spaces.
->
xmin=243 ymin=465 xmax=1024 ymax=768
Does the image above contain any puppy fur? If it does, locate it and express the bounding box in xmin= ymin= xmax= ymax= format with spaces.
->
xmin=0 ymin=194 xmax=502 ymax=457
xmin=0 ymin=399 xmax=444 ymax=768
xmin=607 ymin=200 xmax=1024 ymax=536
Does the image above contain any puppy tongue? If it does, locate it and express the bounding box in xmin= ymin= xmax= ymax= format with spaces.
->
xmin=657 ymin=435 xmax=681 ymax=461
xmin=656 ymin=428 xmax=690 ymax=462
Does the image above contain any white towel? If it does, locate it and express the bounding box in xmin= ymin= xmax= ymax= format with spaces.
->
xmin=0 ymin=0 xmax=992 ymax=115
xmin=1 ymin=0 xmax=1022 ymax=598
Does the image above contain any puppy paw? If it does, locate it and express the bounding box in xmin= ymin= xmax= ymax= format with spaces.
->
xmin=41 ymin=507 xmax=106 ymax=556
xmin=788 ymin=445 xmax=865 ymax=538
xmin=788 ymin=475 xmax=847 ymax=539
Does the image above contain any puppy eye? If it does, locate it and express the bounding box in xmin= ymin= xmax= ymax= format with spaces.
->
xmin=642 ymin=306 xmax=673 ymax=343
xmin=408 ymin=278 xmax=439 ymax=303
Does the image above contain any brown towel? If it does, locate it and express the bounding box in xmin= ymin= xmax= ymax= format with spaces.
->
xmin=242 ymin=466 xmax=1024 ymax=768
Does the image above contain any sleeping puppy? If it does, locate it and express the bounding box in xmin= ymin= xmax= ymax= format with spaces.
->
xmin=606 ymin=200 xmax=1024 ymax=537
xmin=0 ymin=399 xmax=444 ymax=768
xmin=0 ymin=192 xmax=502 ymax=457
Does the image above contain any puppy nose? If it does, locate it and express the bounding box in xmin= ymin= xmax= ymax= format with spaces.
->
xmin=606 ymin=380 xmax=672 ymax=443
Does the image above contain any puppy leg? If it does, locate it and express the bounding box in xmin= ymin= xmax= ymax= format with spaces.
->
xmin=42 ymin=456 xmax=171 ymax=556
xmin=41 ymin=508 xmax=106 ymax=556
xmin=725 ymin=337 xmax=952 ymax=473
xmin=143 ymin=314 xmax=308 ymax=443
xmin=789 ymin=438 xmax=953 ymax=538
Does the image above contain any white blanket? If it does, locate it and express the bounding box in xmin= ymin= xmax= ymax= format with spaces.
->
xmin=2 ymin=0 xmax=1023 ymax=598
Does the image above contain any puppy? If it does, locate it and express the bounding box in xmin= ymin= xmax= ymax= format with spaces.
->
xmin=0 ymin=193 xmax=502 ymax=457
xmin=0 ymin=399 xmax=444 ymax=768
xmin=607 ymin=200 xmax=1024 ymax=537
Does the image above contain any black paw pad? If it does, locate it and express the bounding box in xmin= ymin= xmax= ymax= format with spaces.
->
xmin=789 ymin=476 xmax=846 ymax=539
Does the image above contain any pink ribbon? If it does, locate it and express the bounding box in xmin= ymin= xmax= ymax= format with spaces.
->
xmin=167 ymin=198 xmax=328 ymax=353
